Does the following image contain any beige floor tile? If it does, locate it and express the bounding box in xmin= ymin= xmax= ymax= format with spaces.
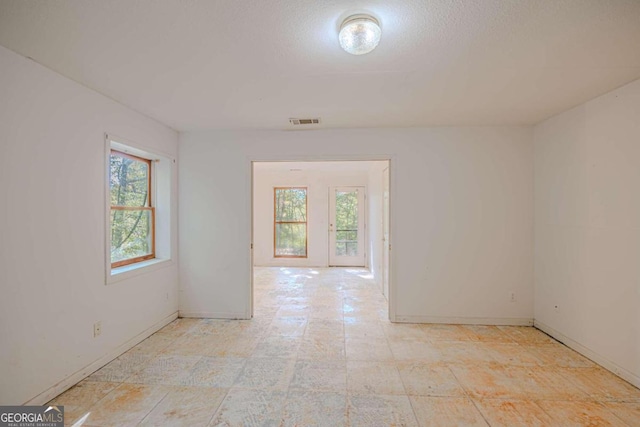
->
xmin=305 ymin=319 xmax=344 ymax=337
xmin=537 ymin=400 xmax=629 ymax=427
xmin=509 ymin=366 xmax=591 ymax=401
xmin=473 ymin=398 xmax=555 ymax=427
xmin=397 ymin=362 xmax=466 ymax=397
xmin=139 ymin=386 xmax=227 ymax=426
xmin=190 ymin=319 xmax=265 ymax=338
xmin=208 ymin=388 xmax=287 ymax=427
xmin=348 ymin=394 xmax=419 ymax=427
xmin=233 ymin=357 xmax=295 ymax=391
xmin=298 ymin=336 xmax=346 ymax=360
xmin=252 ymin=335 xmax=301 ymax=358
xmin=383 ymin=323 xmax=429 ymax=341
xmin=309 ymin=308 xmax=345 ymax=321
xmin=180 ymin=357 xmax=246 ymax=388
xmin=557 ymin=367 xmax=640 ymax=401
xmin=526 ymin=344 xmax=595 ymax=368
xmin=344 ymin=305 xmax=379 ymax=320
xmin=462 ymin=325 xmax=518 ymax=343
xmin=346 ymin=337 xmax=394 ymax=361
xmin=410 ymin=396 xmax=489 ymax=427
xmin=206 ymin=336 xmax=260 ymax=358
xmin=269 ymin=316 xmax=308 ymax=336
xmin=450 ymin=363 xmax=529 ymax=400
xmin=160 ymin=333 xmax=219 ymax=356
xmin=531 ymin=366 xmax=591 ymax=400
xmin=283 ymin=390 xmax=347 ymax=427
xmin=303 ymin=330 xmax=345 ymax=343
xmin=125 ymin=355 xmax=202 ymax=386
xmin=290 ymin=360 xmax=347 ymax=392
xmin=481 ymin=343 xmax=543 ymax=366
xmin=81 ymin=383 xmax=170 ymax=426
xmin=347 ymin=361 xmax=406 ymax=395
xmin=276 ymin=303 xmax=312 ymax=317
xmin=48 ymin=379 xmax=119 ymax=408
xmin=497 ymin=326 xmax=558 ymax=345
xmin=451 ymin=363 xmax=591 ymax=401
xmin=421 ymin=324 xmax=476 ymax=342
xmin=436 ymin=342 xmax=498 ymax=364
xmin=154 ymin=318 xmax=200 ymax=339
xmin=88 ymin=351 xmax=151 ymax=383
xmin=604 ymin=401 xmax=640 ymax=425
xmin=344 ymin=320 xmax=386 ymax=338
xmin=388 ymin=339 xmax=444 ymax=362
xmin=128 ymin=333 xmax=176 ymax=355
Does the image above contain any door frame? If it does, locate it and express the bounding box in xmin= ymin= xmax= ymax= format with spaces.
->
xmin=381 ymin=167 xmax=390 ymax=299
xmin=249 ymin=155 xmax=396 ymax=321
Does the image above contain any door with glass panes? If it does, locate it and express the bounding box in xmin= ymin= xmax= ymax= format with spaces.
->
xmin=329 ymin=187 xmax=365 ymax=266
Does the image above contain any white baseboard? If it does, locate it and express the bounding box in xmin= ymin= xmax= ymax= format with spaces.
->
xmin=534 ymin=320 xmax=640 ymax=389
xmin=24 ymin=311 xmax=178 ymax=405
xmin=393 ymin=315 xmax=534 ymax=326
xmin=179 ymin=311 xmax=249 ymax=320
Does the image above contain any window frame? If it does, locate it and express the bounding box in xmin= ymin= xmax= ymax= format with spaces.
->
xmin=273 ymin=186 xmax=308 ymax=258
xmin=109 ymin=149 xmax=156 ymax=268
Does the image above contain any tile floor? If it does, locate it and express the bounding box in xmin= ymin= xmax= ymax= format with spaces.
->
xmin=50 ymin=267 xmax=640 ymax=426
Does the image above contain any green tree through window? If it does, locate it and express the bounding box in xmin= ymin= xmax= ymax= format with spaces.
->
xmin=335 ymin=190 xmax=359 ymax=256
xmin=274 ymin=187 xmax=307 ymax=257
xmin=110 ymin=150 xmax=155 ymax=267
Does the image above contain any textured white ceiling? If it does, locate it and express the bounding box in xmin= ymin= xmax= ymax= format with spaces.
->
xmin=1 ymin=0 xmax=639 ymax=131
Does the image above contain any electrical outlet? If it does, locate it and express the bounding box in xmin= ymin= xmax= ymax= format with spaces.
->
xmin=510 ymin=292 xmax=516 ymax=302
xmin=93 ymin=321 xmax=102 ymax=337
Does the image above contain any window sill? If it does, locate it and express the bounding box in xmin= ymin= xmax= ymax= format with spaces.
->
xmin=107 ymin=258 xmax=173 ymax=285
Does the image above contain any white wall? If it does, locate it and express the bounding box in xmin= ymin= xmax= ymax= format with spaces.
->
xmin=0 ymin=46 xmax=179 ymax=405
xmin=179 ymin=127 xmax=534 ymax=322
xmin=534 ymin=78 xmax=640 ymax=387
xmin=253 ymin=165 xmax=370 ymax=267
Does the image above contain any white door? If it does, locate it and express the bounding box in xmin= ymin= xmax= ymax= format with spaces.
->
xmin=382 ymin=167 xmax=390 ymax=298
xmin=329 ymin=186 xmax=366 ymax=267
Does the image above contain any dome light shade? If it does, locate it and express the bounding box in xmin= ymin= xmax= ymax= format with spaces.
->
xmin=339 ymin=14 xmax=381 ymax=55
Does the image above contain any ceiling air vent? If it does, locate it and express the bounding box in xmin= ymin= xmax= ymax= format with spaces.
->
xmin=289 ymin=118 xmax=321 ymax=125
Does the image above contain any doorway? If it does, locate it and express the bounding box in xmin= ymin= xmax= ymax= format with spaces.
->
xmin=329 ymin=186 xmax=365 ymax=267
xmin=250 ymin=159 xmax=391 ymax=319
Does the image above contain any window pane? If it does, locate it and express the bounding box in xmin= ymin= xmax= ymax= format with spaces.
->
xmin=110 ymin=153 xmax=150 ymax=207
xmin=275 ymin=223 xmax=306 ymax=256
xmin=346 ymin=242 xmax=358 ymax=257
xmin=111 ymin=209 xmax=152 ymax=263
xmin=335 ymin=190 xmax=359 ymax=256
xmin=275 ymin=188 xmax=306 ymax=222
xmin=336 ymin=230 xmax=357 ymax=241
xmin=335 ymin=190 xmax=358 ymax=230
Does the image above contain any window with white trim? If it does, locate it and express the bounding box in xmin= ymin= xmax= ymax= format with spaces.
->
xmin=106 ymin=135 xmax=174 ymax=281
xmin=274 ymin=187 xmax=308 ymax=257
xmin=109 ymin=150 xmax=155 ymax=267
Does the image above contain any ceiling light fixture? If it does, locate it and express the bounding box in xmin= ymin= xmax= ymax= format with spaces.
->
xmin=339 ymin=14 xmax=381 ymax=55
